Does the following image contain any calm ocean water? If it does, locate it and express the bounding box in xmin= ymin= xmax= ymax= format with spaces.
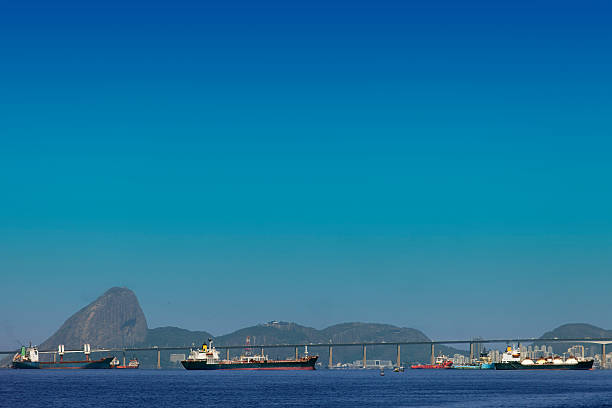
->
xmin=2 ymin=369 xmax=612 ymax=407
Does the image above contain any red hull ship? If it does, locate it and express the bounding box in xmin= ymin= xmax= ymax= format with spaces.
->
xmin=411 ymin=355 xmax=453 ymax=369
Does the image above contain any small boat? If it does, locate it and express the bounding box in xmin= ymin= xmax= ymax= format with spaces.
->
xmin=111 ymin=357 xmax=140 ymax=369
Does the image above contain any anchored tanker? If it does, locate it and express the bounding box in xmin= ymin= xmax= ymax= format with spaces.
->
xmin=181 ymin=339 xmax=318 ymax=370
xmin=12 ymin=345 xmax=113 ymax=369
xmin=494 ymin=347 xmax=594 ymax=370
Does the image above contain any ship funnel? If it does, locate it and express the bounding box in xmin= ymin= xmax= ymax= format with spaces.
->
xmin=58 ymin=344 xmax=65 ymax=356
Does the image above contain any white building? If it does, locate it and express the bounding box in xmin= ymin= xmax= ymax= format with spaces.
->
xmin=567 ymin=345 xmax=585 ymax=359
xmin=169 ymin=354 xmax=186 ymax=364
xmin=351 ymin=359 xmax=394 ymax=369
xmin=452 ymin=354 xmax=468 ymax=365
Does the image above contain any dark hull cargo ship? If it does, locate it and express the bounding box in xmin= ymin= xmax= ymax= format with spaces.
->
xmin=494 ymin=360 xmax=594 ymax=370
xmin=182 ymin=356 xmax=318 ymax=370
xmin=12 ymin=358 xmax=114 ymax=369
xmin=12 ymin=345 xmax=113 ymax=369
xmin=181 ymin=339 xmax=318 ymax=371
xmin=494 ymin=346 xmax=594 ymax=370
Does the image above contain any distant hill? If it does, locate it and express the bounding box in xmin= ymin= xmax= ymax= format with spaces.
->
xmin=39 ymin=287 xmax=148 ymax=350
xmin=144 ymin=321 xmax=462 ymax=367
xmin=539 ymin=323 xmax=612 ymax=354
xmin=139 ymin=321 xmax=431 ymax=349
xmin=318 ymin=322 xmax=437 ymax=365
xmin=541 ymin=323 xmax=612 ymax=340
xmin=145 ymin=326 xmax=214 ymax=347
xmin=136 ymin=321 xmax=612 ymax=367
xmin=216 ymin=321 xmax=322 ymax=345
xmin=322 ymin=322 xmax=429 ymax=343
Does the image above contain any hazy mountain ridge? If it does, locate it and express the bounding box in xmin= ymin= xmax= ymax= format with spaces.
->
xmin=145 ymin=326 xmax=214 ymax=348
xmin=142 ymin=321 xmax=458 ymax=367
xmin=321 ymin=322 xmax=430 ymax=343
xmin=218 ymin=322 xmax=321 ymax=345
xmin=143 ymin=321 xmax=430 ymax=348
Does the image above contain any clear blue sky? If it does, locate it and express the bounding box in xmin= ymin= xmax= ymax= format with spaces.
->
xmin=1 ymin=0 xmax=611 ymax=349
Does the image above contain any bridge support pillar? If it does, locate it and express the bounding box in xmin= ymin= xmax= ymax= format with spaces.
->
xmin=431 ymin=343 xmax=435 ymax=365
xmin=603 ymin=344 xmax=607 ymax=369
xmin=470 ymin=343 xmax=474 ymax=362
xmin=396 ymin=344 xmax=401 ymax=368
xmin=227 ymin=349 xmax=229 ymax=360
xmin=261 ymin=347 xmax=264 ymax=357
xmin=157 ymin=350 xmax=161 ymax=369
xmin=329 ymin=346 xmax=333 ymax=368
xmin=363 ymin=345 xmax=367 ymax=369
xmin=123 ymin=355 xmax=126 ymax=367
xmin=53 ymin=353 xmax=56 ymax=363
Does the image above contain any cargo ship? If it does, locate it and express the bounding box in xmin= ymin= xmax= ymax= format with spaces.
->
xmin=181 ymin=339 xmax=318 ymax=370
xmin=494 ymin=347 xmax=594 ymax=370
xmin=411 ymin=355 xmax=453 ymax=369
xmin=12 ymin=345 xmax=113 ymax=369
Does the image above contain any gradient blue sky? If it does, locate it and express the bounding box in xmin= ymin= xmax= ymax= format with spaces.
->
xmin=1 ymin=0 xmax=611 ymax=348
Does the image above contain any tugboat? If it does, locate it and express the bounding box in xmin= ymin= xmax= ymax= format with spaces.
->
xmin=411 ymin=354 xmax=453 ymax=369
xmin=12 ymin=344 xmax=113 ymax=369
xmin=494 ymin=346 xmax=594 ymax=370
xmin=181 ymin=339 xmax=318 ymax=370
xmin=110 ymin=357 xmax=140 ymax=369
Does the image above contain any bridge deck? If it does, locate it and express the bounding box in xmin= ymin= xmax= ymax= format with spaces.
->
xmin=3 ymin=337 xmax=612 ymax=355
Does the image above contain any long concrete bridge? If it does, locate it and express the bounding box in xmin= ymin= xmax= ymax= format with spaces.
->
xmin=3 ymin=337 xmax=612 ymax=369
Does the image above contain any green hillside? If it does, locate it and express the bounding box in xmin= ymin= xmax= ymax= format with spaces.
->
xmin=135 ymin=321 xmax=465 ymax=368
xmin=539 ymin=323 xmax=612 ymax=355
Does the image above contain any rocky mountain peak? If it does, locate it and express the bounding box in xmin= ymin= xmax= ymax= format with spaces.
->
xmin=39 ymin=287 xmax=148 ymax=350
